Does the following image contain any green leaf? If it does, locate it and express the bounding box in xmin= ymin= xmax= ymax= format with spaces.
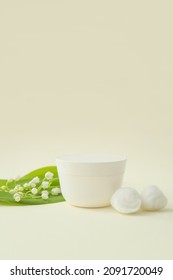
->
xmin=0 ymin=191 xmax=65 ymax=206
xmin=0 ymin=166 xmax=65 ymax=206
xmin=0 ymin=179 xmax=7 ymax=186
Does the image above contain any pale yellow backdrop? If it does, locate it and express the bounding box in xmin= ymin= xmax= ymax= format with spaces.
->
xmin=0 ymin=0 xmax=173 ymax=260
xmin=0 ymin=0 xmax=173 ymax=186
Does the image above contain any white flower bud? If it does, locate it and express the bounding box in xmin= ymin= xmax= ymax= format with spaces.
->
xmin=42 ymin=190 xmax=49 ymax=195
xmin=42 ymin=190 xmax=49 ymax=200
xmin=31 ymin=188 xmax=38 ymax=195
xmin=18 ymin=192 xmax=24 ymax=197
xmin=41 ymin=181 xmax=49 ymax=189
xmin=51 ymin=188 xmax=61 ymax=196
xmin=23 ymin=183 xmax=29 ymax=188
xmin=18 ymin=186 xmax=24 ymax=192
xmin=14 ymin=185 xmax=20 ymax=192
xmin=29 ymin=182 xmax=36 ymax=188
xmin=13 ymin=193 xmax=21 ymax=202
xmin=45 ymin=172 xmax=54 ymax=180
xmin=31 ymin=176 xmax=40 ymax=184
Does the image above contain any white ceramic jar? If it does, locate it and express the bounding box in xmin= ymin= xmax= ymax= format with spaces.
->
xmin=56 ymin=154 xmax=126 ymax=208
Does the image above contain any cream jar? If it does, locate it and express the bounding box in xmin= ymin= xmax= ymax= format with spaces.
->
xmin=56 ymin=154 xmax=126 ymax=208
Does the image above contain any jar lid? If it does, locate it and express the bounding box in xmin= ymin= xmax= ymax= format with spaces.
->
xmin=56 ymin=154 xmax=126 ymax=176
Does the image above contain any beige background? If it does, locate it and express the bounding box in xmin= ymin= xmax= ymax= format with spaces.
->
xmin=0 ymin=0 xmax=173 ymax=259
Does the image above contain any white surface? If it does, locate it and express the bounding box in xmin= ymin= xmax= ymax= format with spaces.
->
xmin=0 ymin=197 xmax=173 ymax=260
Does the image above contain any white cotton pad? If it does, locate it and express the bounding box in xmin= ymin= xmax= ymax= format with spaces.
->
xmin=111 ymin=187 xmax=141 ymax=214
xmin=140 ymin=185 xmax=168 ymax=211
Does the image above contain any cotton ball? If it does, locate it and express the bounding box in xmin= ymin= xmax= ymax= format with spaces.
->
xmin=111 ymin=187 xmax=141 ymax=214
xmin=140 ymin=185 xmax=167 ymax=211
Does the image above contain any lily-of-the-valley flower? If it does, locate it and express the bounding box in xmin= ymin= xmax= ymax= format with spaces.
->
xmin=42 ymin=190 xmax=49 ymax=200
xmin=45 ymin=171 xmax=54 ymax=180
xmin=13 ymin=193 xmax=21 ymax=202
xmin=18 ymin=191 xmax=24 ymax=197
xmin=14 ymin=185 xmax=20 ymax=192
xmin=30 ymin=176 xmax=40 ymax=184
xmin=23 ymin=183 xmax=29 ymax=188
xmin=29 ymin=182 xmax=36 ymax=188
xmin=0 ymin=169 xmax=60 ymax=203
xmin=18 ymin=186 xmax=24 ymax=192
xmin=31 ymin=187 xmax=38 ymax=195
xmin=41 ymin=181 xmax=49 ymax=189
xmin=51 ymin=187 xmax=61 ymax=196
